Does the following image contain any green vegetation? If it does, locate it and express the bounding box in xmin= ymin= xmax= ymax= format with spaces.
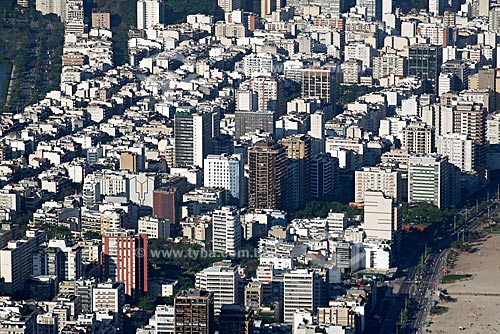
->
xmin=337 ymin=85 xmax=383 ymax=106
xmin=403 ymin=202 xmax=452 ymax=226
xmin=0 ymin=2 xmax=63 ymax=112
xmin=291 ymin=201 xmax=360 ymax=219
xmin=442 ymin=274 xmax=472 ymax=284
xmin=148 ymin=239 xmax=224 ymax=276
xmin=429 ymin=305 xmax=449 ymax=315
xmin=137 ymin=296 xmax=156 ymax=310
xmin=484 ymin=223 xmax=500 ymax=234
xmin=393 ymin=0 xmax=428 ymax=13
xmin=254 ymin=314 xmax=278 ymax=324
xmin=44 ymin=225 xmax=72 ymax=239
xmin=84 ymin=231 xmax=102 ymax=240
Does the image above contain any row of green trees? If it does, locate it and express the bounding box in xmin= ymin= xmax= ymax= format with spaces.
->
xmin=0 ymin=4 xmax=63 ymax=112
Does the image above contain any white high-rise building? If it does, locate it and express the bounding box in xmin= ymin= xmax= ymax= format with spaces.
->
xmin=408 ymin=154 xmax=451 ymax=209
xmin=242 ymin=53 xmax=277 ymax=77
xmin=487 ymin=111 xmax=500 ymax=144
xmin=0 ymin=230 xmax=45 ymax=295
xmin=429 ymin=0 xmax=444 ymax=16
xmin=46 ymin=239 xmax=82 ymax=281
xmin=138 ymin=216 xmax=170 ymax=239
xmin=195 ymin=261 xmax=237 ymax=314
xmin=127 ymin=172 xmax=161 ymax=209
xmin=137 ymin=0 xmax=165 ymax=30
xmin=36 ymin=313 xmax=58 ymax=334
xmin=174 ymin=110 xmax=214 ymax=168
xmin=344 ymin=43 xmax=373 ymax=69
xmin=356 ymin=0 xmax=382 ymax=20
xmin=436 ymin=133 xmax=476 ymax=172
xmin=153 ymin=305 xmax=175 ymax=334
xmin=36 ymin=0 xmax=66 ymax=20
xmin=212 ymin=206 xmax=242 ymax=256
xmin=438 ymin=73 xmax=455 ymax=96
xmin=326 ymin=211 xmax=347 ymax=236
xmin=283 ymin=269 xmax=320 ymax=324
xmin=204 ymin=154 xmax=245 ymax=206
xmin=92 ymin=282 xmax=125 ymax=331
xmin=84 ymin=171 xmax=129 ymax=197
xmin=382 ymin=0 xmax=392 ymax=16
xmin=309 ymin=112 xmax=325 ymax=140
xmin=363 ymin=191 xmax=401 ymax=242
xmin=354 ymin=167 xmax=402 ymax=203
xmin=218 ymin=0 xmax=241 ymax=12
xmin=402 ymin=122 xmax=435 ymax=154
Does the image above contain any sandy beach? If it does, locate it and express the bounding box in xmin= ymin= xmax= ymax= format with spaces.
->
xmin=428 ymin=234 xmax=500 ymax=333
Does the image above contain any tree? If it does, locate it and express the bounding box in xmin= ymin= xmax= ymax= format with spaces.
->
xmin=84 ymin=231 xmax=102 ymax=240
xmin=138 ymin=296 xmax=155 ymax=310
xmin=291 ymin=201 xmax=360 ymax=219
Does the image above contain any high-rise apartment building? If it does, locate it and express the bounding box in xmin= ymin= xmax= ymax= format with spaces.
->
xmin=17 ymin=0 xmax=32 ymax=7
xmin=138 ymin=216 xmax=170 ymax=239
xmin=408 ymin=154 xmax=451 ymax=209
xmin=153 ymin=188 xmax=180 ymax=224
xmin=154 ymin=305 xmax=175 ymax=334
xmin=120 ymin=152 xmax=139 ymax=172
xmin=300 ymin=67 xmax=335 ymax=104
xmin=436 ymin=133 xmax=476 ymax=172
xmin=490 ymin=6 xmax=500 ymax=33
xmin=373 ymin=55 xmax=406 ymax=80
xmin=195 ymin=261 xmax=237 ymax=314
xmin=247 ymin=140 xmax=287 ymax=210
xmin=402 ymin=122 xmax=435 ymax=154
xmin=283 ymin=269 xmax=321 ymax=324
xmin=242 ymin=53 xmax=277 ymax=77
xmin=204 ymin=154 xmax=245 ymax=206
xmin=36 ymin=313 xmax=58 ymax=334
xmin=137 ymin=0 xmax=165 ymax=30
xmin=429 ymin=0 xmax=445 ymax=16
xmin=174 ymin=110 xmax=213 ymax=168
xmin=454 ymin=102 xmax=487 ymax=168
xmin=218 ymin=0 xmax=241 ymax=12
xmin=441 ymin=60 xmax=469 ymax=91
xmin=249 ymin=75 xmax=285 ymax=115
xmin=356 ymin=0 xmax=382 ymax=20
xmin=92 ymin=282 xmax=125 ymax=332
xmin=260 ymin=0 xmax=285 ymax=17
xmin=219 ymin=304 xmax=255 ymax=334
xmin=363 ymin=190 xmax=402 ymax=242
xmin=279 ymin=135 xmax=312 ymax=206
xmin=235 ymin=110 xmax=277 ymax=139
xmin=327 ymin=211 xmax=347 ymax=236
xmin=0 ymin=230 xmax=45 ymax=296
xmin=36 ymin=0 xmax=66 ymax=20
xmin=309 ymin=153 xmax=339 ymax=200
xmin=46 ymin=239 xmax=82 ymax=282
xmin=174 ymin=289 xmax=214 ymax=334
xmin=453 ymin=102 xmax=487 ymax=145
xmin=344 ymin=42 xmax=373 ymax=69
xmin=354 ymin=166 xmax=402 ymax=203
xmin=102 ymin=229 xmax=148 ymax=297
xmin=487 ymin=111 xmax=500 ymax=144
xmin=408 ymin=44 xmax=443 ymax=94
xmin=212 ymin=206 xmax=242 ymax=256
xmin=91 ymin=9 xmax=111 ymax=29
